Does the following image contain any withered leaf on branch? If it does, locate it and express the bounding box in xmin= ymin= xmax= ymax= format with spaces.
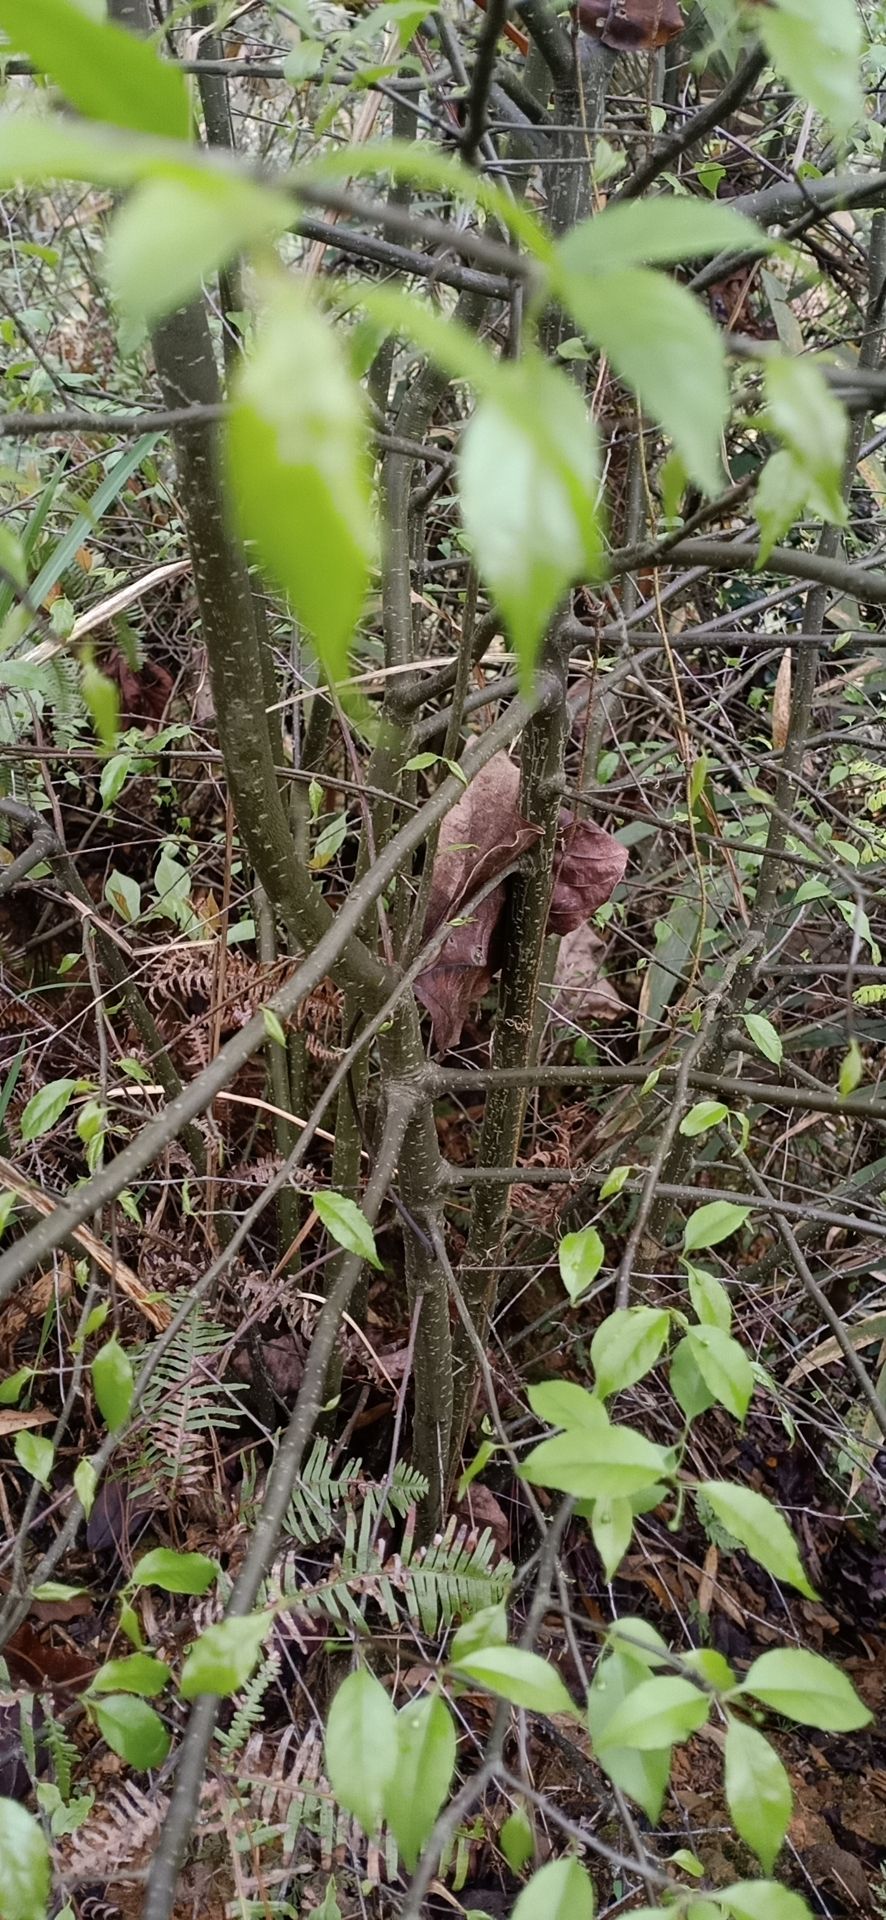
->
xmin=551 ymin=921 xmax=627 ymax=1025
xmin=416 ymin=754 xmax=627 ymax=1052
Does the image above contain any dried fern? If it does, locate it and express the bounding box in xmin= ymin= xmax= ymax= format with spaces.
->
xmin=61 ymin=1780 xmax=168 ymax=1884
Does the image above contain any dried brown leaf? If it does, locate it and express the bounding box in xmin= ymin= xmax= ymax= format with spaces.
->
xmin=551 ymin=922 xmax=626 ymax=1025
xmin=772 ymin=646 xmax=792 ymax=751
xmin=548 ymin=814 xmax=628 ymax=935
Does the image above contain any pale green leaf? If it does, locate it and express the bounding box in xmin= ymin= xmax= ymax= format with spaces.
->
xmin=0 ymin=1798 xmax=51 ymax=1920
xmin=764 ymin=356 xmax=848 ymax=525
xmin=839 ymin=1040 xmax=863 ymax=1095
xmin=0 ymin=0 xmax=189 ymax=138
xmin=20 ymin=1078 xmax=77 ymax=1142
xmin=512 ymin=1858 xmax=595 ymax=1920
xmin=91 ymin=1336 xmax=134 ymax=1432
xmin=226 ymin=278 xmax=375 ymax=682
xmin=740 ymin=1648 xmax=872 ymax=1731
xmin=325 ymin=1667 xmax=398 ymax=1835
xmin=107 ymin=173 xmax=291 ymax=328
xmin=591 ymin=1307 xmax=669 ymax=1399
xmin=587 ymin=1649 xmax=671 ymax=1821
xmin=559 ymin=1226 xmax=606 ymax=1305
xmin=453 ymin=1645 xmax=575 ymax=1716
xmin=696 ymin=1483 xmax=818 ymax=1598
xmin=521 ymin=1424 xmax=671 ymax=1501
xmin=743 ymin=1012 xmax=783 ymax=1065
xmin=92 ymin=1694 xmax=170 ymax=1770
xmin=313 ymin=1190 xmax=382 ymax=1268
xmin=14 ymin=1432 xmax=54 ymax=1490
xmin=670 ymin=1337 xmax=716 ymax=1421
xmin=561 ymin=268 xmax=728 ymax=494
xmin=384 ymin=1694 xmax=456 ymax=1870
xmin=450 ymin=1602 xmax=509 ymax=1664
xmin=600 ymin=1164 xmax=631 ymax=1199
xmin=500 ymin=1808 xmax=534 ymax=1873
xmin=754 ymin=450 xmax=808 ymax=565
xmin=594 ymin=1675 xmax=709 ymax=1751
xmin=558 ymin=196 xmax=766 ymax=275
xmin=679 ymin=1100 xmax=728 ymax=1138
xmin=686 ymin=1326 xmax=754 ymax=1421
xmin=526 ymin=1381 xmax=609 ymax=1432
xmin=74 ymin=1457 xmax=97 ymax=1520
xmin=590 ymin=1496 xmax=633 ymax=1580
xmin=262 ymin=1007 xmax=287 ymax=1049
xmin=180 ymin=1613 xmax=271 ymax=1699
xmin=686 ymin=1265 xmax=732 ymax=1332
xmin=683 ymin=1200 xmax=749 ymax=1253
xmin=89 ymin=1654 xmax=170 ymax=1698
xmin=720 ymin=1882 xmax=814 ymax=1920
xmin=724 ymin=1717 xmax=792 ymax=1872
xmin=131 ymin=1548 xmax=218 ymax=1594
xmin=758 ymin=0 xmax=862 ymax=136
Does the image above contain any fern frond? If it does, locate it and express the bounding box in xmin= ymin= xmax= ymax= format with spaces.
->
xmin=267 ymin=1512 xmax=512 ymax=1637
xmin=134 ymin=1309 xmax=245 ymax=1497
xmin=42 ymin=1699 xmax=78 ymax=1801
xmin=282 ymin=1436 xmax=429 ymax=1547
xmin=215 ymin=1646 xmax=282 ymax=1758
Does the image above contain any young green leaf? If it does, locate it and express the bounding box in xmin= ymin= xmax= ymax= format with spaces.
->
xmin=590 ymin=1496 xmax=634 ymax=1581
xmin=526 ymin=1381 xmax=609 ymax=1432
xmin=591 ymin=1307 xmax=669 ymax=1399
xmin=754 ymin=450 xmax=810 ymax=565
xmin=14 ymin=1432 xmax=54 ymax=1490
xmin=0 ymin=1366 xmax=33 ymax=1406
xmin=0 ymin=1797 xmax=51 ymax=1920
xmin=560 ymin=268 xmax=727 ymax=494
xmin=313 ymin=1191 xmax=382 ymax=1268
xmin=839 ymin=1040 xmax=863 ymax=1096
xmin=262 ymin=1007 xmax=287 ymax=1049
xmin=19 ymin=1078 xmax=77 ymax=1142
xmin=512 ymin=1858 xmax=595 ymax=1920
xmin=719 ymin=1882 xmax=814 ymax=1920
xmin=756 ymin=0 xmax=862 ymax=137
xmin=91 ymin=1694 xmax=170 ymax=1770
xmin=600 ymin=1163 xmax=631 ymax=1200
xmin=686 ymin=1265 xmax=732 ymax=1333
xmin=739 ymin=1648 xmax=872 ymax=1731
xmin=521 ymin=1424 xmax=671 ymax=1501
xmin=325 ymin=1667 xmax=398 ymax=1835
xmin=724 ymin=1717 xmax=792 ymax=1872
xmin=450 ymin=1602 xmax=509 ymax=1664
xmin=0 ymin=0 xmax=190 ymax=139
xmin=500 ymin=1807 xmax=534 ymax=1873
xmin=679 ymin=1100 xmax=728 ymax=1138
xmin=131 ymin=1547 xmax=218 ymax=1594
xmin=226 ymin=278 xmax=375 ymax=682
xmin=683 ymin=1200 xmax=749 ymax=1253
xmin=670 ymin=1335 xmax=717 ymax=1421
xmin=587 ymin=1649 xmax=671 ymax=1821
xmin=107 ymin=173 xmax=291 ymax=328
xmin=384 ymin=1694 xmax=456 ymax=1870
xmin=695 ymin=1484 xmax=818 ymax=1599
xmin=743 ymin=1012 xmax=783 ymax=1066
xmin=89 ymin=1654 xmax=170 ymax=1698
xmin=558 ymin=196 xmax=765 ymax=275
xmin=686 ymin=1326 xmax=754 ymax=1421
xmin=91 ymin=1336 xmax=134 ymax=1432
xmin=593 ymin=1675 xmax=709 ymax=1751
xmin=180 ymin=1613 xmax=271 ymax=1699
xmin=453 ymin=1645 xmax=575 ymax=1716
xmin=458 ymin=354 xmax=602 ymax=691
xmin=764 ymin=357 xmax=848 ymax=528
xmin=559 ymin=1226 xmax=606 ymax=1305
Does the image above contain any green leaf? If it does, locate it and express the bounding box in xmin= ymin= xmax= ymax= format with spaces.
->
xmin=450 ymin=1602 xmax=509 ymax=1664
xmin=683 ymin=1200 xmax=749 ymax=1253
xmin=384 ymin=1694 xmax=456 ymax=1870
xmin=313 ymin=1190 xmax=382 ymax=1268
xmin=107 ymin=173 xmax=290 ymax=328
xmin=19 ymin=1077 xmax=77 ymax=1141
xmin=0 ymin=1798 xmax=51 ymax=1920
xmin=453 ymin=1645 xmax=575 ymax=1716
xmin=512 ymin=1858 xmax=595 ymax=1920
xmin=670 ymin=1337 xmax=717 ymax=1421
xmin=89 ymin=1654 xmax=170 ymax=1698
xmin=742 ymin=1012 xmax=782 ymax=1065
xmin=764 ymin=356 xmax=849 ymax=527
xmin=262 ymin=1007 xmax=287 ymax=1049
xmin=558 ymin=196 xmax=765 ymax=275
xmin=310 ymin=810 xmax=349 ymax=871
xmin=92 ymin=1694 xmax=170 ymax=1770
xmin=591 ymin=1307 xmax=669 ymax=1399
xmin=458 ymin=354 xmax=602 ymax=691
xmin=679 ymin=1100 xmax=728 ymax=1138
xmin=839 ymin=1040 xmax=863 ymax=1096
xmin=757 ymin=0 xmax=862 ymax=136
xmin=600 ymin=1164 xmax=631 ymax=1200
xmin=561 ymin=268 xmax=727 ymax=494
xmin=91 ymin=1336 xmax=134 ymax=1432
xmin=559 ymin=1226 xmax=606 ymax=1306
xmin=724 ymin=1717 xmax=792 ymax=1872
xmin=180 ymin=1612 xmax=271 ymax=1699
xmin=226 ymin=277 xmax=375 ymax=683
xmin=686 ymin=1326 xmax=754 ymax=1421
xmin=686 ymin=1265 xmax=732 ymax=1333
xmin=0 ymin=0 xmax=190 ymax=138
xmin=526 ymin=1381 xmax=609 ymax=1433
xmin=131 ymin=1548 xmax=218 ymax=1594
xmin=325 ymin=1667 xmax=398 ymax=1835
xmin=81 ymin=657 xmax=119 ymax=748
xmin=740 ymin=1648 xmax=872 ymax=1731
xmin=594 ymin=1675 xmax=709 ymax=1751
xmin=586 ymin=1651 xmax=671 ymax=1820
xmin=103 ymin=867 xmax=141 ymax=922
xmin=0 ymin=1366 xmax=33 ymax=1406
xmin=74 ymin=1457 xmax=97 ymax=1520
xmin=754 ymin=450 xmax=809 ymax=565
xmin=521 ymin=1424 xmax=671 ymax=1501
xmin=14 ymin=1432 xmax=54 ymax=1490
xmin=500 ymin=1808 xmax=534 ymax=1873
xmin=590 ymin=1496 xmax=633 ymax=1580
xmin=696 ymin=1484 xmax=818 ymax=1599
xmin=31 ymin=1582 xmax=88 ymax=1602
xmin=719 ymin=1883 xmax=813 ymax=1920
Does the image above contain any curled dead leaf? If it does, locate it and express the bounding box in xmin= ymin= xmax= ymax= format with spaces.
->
xmin=549 ymin=813 xmax=628 ymax=935
xmin=551 ymin=922 xmax=627 ymax=1025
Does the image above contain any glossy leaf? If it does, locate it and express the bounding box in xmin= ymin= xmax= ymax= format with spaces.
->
xmin=558 ymin=195 xmax=765 ymax=275
xmin=512 ymin=1858 xmax=595 ymax=1920
xmin=92 ymin=1694 xmax=170 ymax=1770
xmin=313 ymin=1190 xmax=382 ymax=1268
xmin=458 ymin=355 xmax=602 ymax=690
xmin=384 ymin=1694 xmax=456 ymax=1870
xmin=521 ymin=1423 xmax=671 ymax=1500
xmin=679 ymin=1100 xmax=728 ymax=1137
xmin=561 ymin=267 xmax=727 ymax=494
xmin=131 ymin=1548 xmax=218 ymax=1594
xmin=724 ymin=1717 xmax=792 ymax=1872
xmin=325 ymin=1667 xmax=398 ymax=1835
xmin=0 ymin=0 xmax=189 ymax=138
xmin=0 ymin=1797 xmax=51 ymax=1920
xmin=454 ymin=1645 xmax=575 ymax=1716
xmin=180 ymin=1612 xmax=271 ymax=1698
xmin=740 ymin=1648 xmax=872 ymax=1731
xmin=696 ymin=1483 xmax=817 ymax=1599
xmin=683 ymin=1200 xmax=749 ymax=1253
xmin=91 ymin=1336 xmax=134 ymax=1432
xmin=591 ymin=1307 xmax=669 ymax=1399
xmin=594 ymin=1675 xmax=709 ymax=1751
xmin=686 ymin=1326 xmax=754 ymax=1421
xmin=559 ymin=1226 xmax=605 ymax=1305
xmin=19 ymin=1078 xmax=77 ymax=1141
xmin=226 ymin=278 xmax=375 ymax=682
